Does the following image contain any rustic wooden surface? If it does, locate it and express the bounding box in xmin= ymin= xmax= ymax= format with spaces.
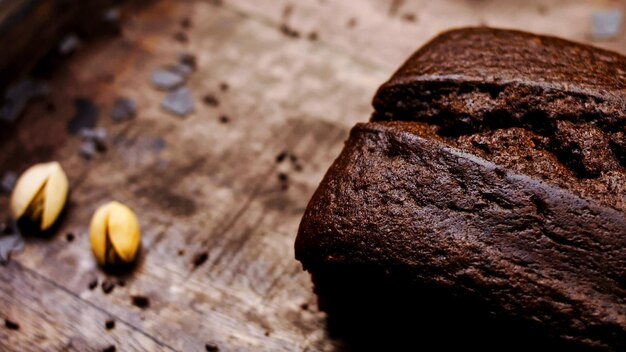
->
xmin=1 ymin=0 xmax=625 ymax=351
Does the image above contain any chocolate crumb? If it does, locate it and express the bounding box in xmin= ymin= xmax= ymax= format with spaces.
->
xmin=178 ymin=249 xmax=185 ymax=256
xmin=103 ymin=345 xmax=116 ymax=352
xmin=282 ymin=4 xmax=293 ymax=20
xmin=205 ymin=343 xmax=219 ymax=352
xmin=67 ymin=98 xmax=99 ymax=135
xmin=308 ymin=32 xmax=318 ymax=41
xmin=202 ymin=95 xmax=219 ymax=107
xmin=278 ymin=172 xmax=288 ymax=182
xmin=300 ymin=303 xmax=309 ymax=310
xmin=402 ymin=13 xmax=416 ymax=22
xmin=192 ymin=251 xmax=209 ymax=268
xmin=66 ymin=233 xmax=74 ymax=242
xmin=79 ymin=141 xmax=97 ymax=160
xmin=178 ymin=52 xmax=197 ymax=70
xmin=264 ymin=330 xmax=270 ymax=337
xmin=131 ymin=295 xmax=150 ymax=309
xmin=293 ymin=163 xmax=303 ymax=172
xmin=218 ymin=115 xmax=229 ymax=124
xmin=219 ymin=82 xmax=229 ymax=92
xmin=105 ymin=319 xmax=115 ymax=330
xmin=181 ymin=17 xmax=192 ymax=29
xmin=289 ymin=154 xmax=298 ymax=163
xmin=110 ymin=97 xmax=136 ymax=123
xmin=4 ymin=319 xmax=19 ymax=330
xmin=347 ymin=17 xmax=357 ymax=28
xmin=279 ymin=24 xmax=300 ymax=38
xmin=102 ymin=279 xmax=115 ymax=294
xmin=173 ymin=32 xmax=188 ymax=43
xmin=276 ymin=151 xmax=287 ymax=163
xmin=88 ymin=278 xmax=98 ymax=290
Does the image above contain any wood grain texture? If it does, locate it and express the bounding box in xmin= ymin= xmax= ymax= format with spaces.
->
xmin=1 ymin=0 xmax=625 ymax=351
xmin=0 ymin=262 xmax=175 ymax=351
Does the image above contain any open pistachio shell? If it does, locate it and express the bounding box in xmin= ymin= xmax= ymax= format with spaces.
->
xmin=90 ymin=201 xmax=141 ymax=266
xmin=10 ymin=162 xmax=69 ymax=230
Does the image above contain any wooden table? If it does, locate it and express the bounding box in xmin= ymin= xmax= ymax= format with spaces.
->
xmin=1 ymin=1 xmax=625 ymax=350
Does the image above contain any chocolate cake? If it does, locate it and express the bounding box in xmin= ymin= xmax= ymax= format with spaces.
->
xmin=296 ymin=28 xmax=626 ymax=351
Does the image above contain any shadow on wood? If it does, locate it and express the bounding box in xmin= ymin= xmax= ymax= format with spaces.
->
xmin=314 ymin=264 xmax=585 ymax=352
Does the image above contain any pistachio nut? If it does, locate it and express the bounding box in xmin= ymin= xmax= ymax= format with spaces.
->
xmin=90 ymin=201 xmax=141 ymax=266
xmin=10 ymin=162 xmax=69 ymax=230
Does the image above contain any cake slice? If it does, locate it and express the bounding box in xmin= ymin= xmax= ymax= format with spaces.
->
xmin=296 ymin=28 xmax=626 ymax=351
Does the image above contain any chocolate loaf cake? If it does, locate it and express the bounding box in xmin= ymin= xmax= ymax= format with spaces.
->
xmin=296 ymin=28 xmax=625 ymax=351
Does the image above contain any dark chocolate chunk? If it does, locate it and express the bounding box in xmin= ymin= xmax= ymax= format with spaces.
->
xmin=279 ymin=24 xmax=300 ymax=38
xmin=101 ymin=279 xmax=115 ymax=294
xmin=151 ymin=69 xmax=184 ymax=91
xmin=161 ymin=87 xmax=194 ymax=117
xmin=79 ymin=141 xmax=97 ymax=160
xmin=178 ymin=53 xmax=197 ymax=70
xmin=130 ymin=295 xmax=150 ymax=309
xmin=402 ymin=13 xmax=416 ymax=22
xmin=169 ymin=63 xmax=193 ymax=78
xmin=110 ymin=97 xmax=136 ymax=123
xmin=4 ymin=319 xmax=19 ymax=330
xmin=202 ymin=95 xmax=219 ymax=107
xmin=276 ymin=151 xmax=287 ymax=163
xmin=173 ymin=31 xmax=188 ymax=43
xmin=67 ymin=98 xmax=99 ymax=135
xmin=205 ymin=343 xmax=219 ymax=352
xmin=180 ymin=17 xmax=192 ymax=29
xmin=192 ymin=251 xmax=209 ymax=268
xmin=105 ymin=319 xmax=115 ymax=330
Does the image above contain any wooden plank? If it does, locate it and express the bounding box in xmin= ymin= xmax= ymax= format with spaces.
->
xmin=0 ymin=262 xmax=175 ymax=351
